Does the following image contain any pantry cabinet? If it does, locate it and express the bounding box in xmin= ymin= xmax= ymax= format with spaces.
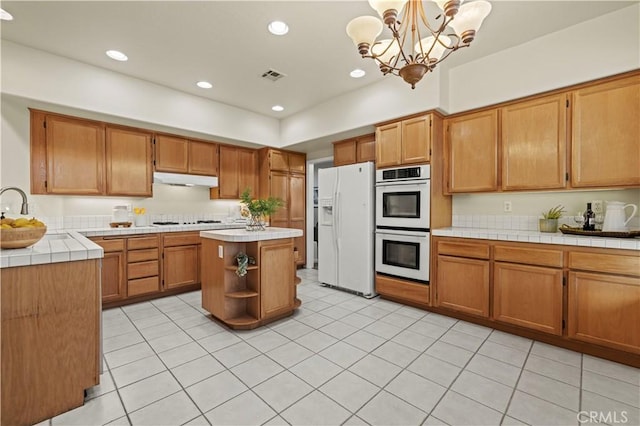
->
xmin=376 ymin=114 xmax=431 ymax=168
xmin=567 ymin=249 xmax=640 ymax=353
xmin=333 ymin=133 xmax=375 ymax=166
xmin=212 ymin=146 xmax=258 ymax=199
xmin=154 ymin=135 xmax=218 ymax=176
xmin=501 ymin=94 xmax=568 ymax=191
xmin=106 ymin=126 xmax=154 ymax=197
xmin=571 ymin=74 xmax=640 ymax=188
xmin=444 ymin=110 xmax=499 ymax=193
xmin=259 ymin=148 xmax=307 ymax=266
xmin=435 ymin=240 xmax=491 ymax=318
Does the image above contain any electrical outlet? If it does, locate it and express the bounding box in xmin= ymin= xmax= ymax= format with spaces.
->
xmin=504 ymin=201 xmax=512 ymax=212
xmin=218 ymin=245 xmax=224 ymax=258
xmin=592 ymin=200 xmax=604 ymax=214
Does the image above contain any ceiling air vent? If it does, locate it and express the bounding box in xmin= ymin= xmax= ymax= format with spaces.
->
xmin=261 ymin=69 xmax=286 ymax=82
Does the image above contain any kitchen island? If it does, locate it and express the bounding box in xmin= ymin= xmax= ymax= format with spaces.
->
xmin=200 ymin=227 xmax=303 ymax=329
xmin=1 ymin=230 xmax=103 ymax=426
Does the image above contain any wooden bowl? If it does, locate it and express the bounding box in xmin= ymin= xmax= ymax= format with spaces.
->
xmin=0 ymin=226 xmax=47 ymax=249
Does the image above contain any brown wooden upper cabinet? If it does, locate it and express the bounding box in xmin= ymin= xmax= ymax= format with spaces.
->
xmin=154 ymin=134 xmax=218 ymax=176
xmin=376 ymin=114 xmax=431 ymax=168
xmin=501 ymin=93 xmax=568 ymax=191
xmin=333 ymin=133 xmax=376 ymax=166
xmin=571 ymin=74 xmax=640 ymax=188
xmin=444 ymin=71 xmax=640 ymax=193
xmin=445 ymin=110 xmax=499 ymax=193
xmin=30 ymin=109 xmax=153 ymax=197
xmin=211 ymin=145 xmax=258 ymax=199
xmin=106 ymin=126 xmax=154 ymax=197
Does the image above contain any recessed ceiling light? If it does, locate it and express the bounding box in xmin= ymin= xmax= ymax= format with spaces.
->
xmin=196 ymin=81 xmax=213 ymax=89
xmin=272 ymin=105 xmax=284 ymax=112
xmin=268 ymin=21 xmax=289 ymax=35
xmin=0 ymin=8 xmax=14 ymax=21
xmin=106 ymin=50 xmax=128 ymax=61
xmin=350 ymin=69 xmax=366 ymax=78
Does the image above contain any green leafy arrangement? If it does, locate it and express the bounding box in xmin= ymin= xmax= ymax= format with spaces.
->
xmin=240 ymin=188 xmax=283 ymax=218
xmin=541 ymin=204 xmax=565 ymax=219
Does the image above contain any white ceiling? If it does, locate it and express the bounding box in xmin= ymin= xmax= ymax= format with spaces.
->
xmin=1 ymin=0 xmax=636 ymax=121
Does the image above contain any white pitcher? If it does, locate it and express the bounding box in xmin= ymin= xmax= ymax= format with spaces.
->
xmin=602 ymin=201 xmax=638 ymax=232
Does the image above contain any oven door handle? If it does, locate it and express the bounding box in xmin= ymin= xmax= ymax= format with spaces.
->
xmin=375 ymin=229 xmax=429 ymax=238
xmin=375 ymin=180 xmax=428 ymax=187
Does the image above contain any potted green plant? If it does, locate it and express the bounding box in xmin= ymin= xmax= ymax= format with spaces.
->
xmin=540 ymin=205 xmax=565 ymax=233
xmin=240 ymin=188 xmax=284 ymax=231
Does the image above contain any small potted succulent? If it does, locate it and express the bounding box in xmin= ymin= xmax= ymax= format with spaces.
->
xmin=240 ymin=188 xmax=283 ymax=231
xmin=540 ymin=205 xmax=565 ymax=233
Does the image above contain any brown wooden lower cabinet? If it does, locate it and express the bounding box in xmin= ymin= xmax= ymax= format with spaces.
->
xmin=568 ymin=271 xmax=640 ymax=354
xmin=493 ymin=262 xmax=563 ymax=335
xmin=436 ymin=255 xmax=490 ymax=318
xmin=430 ymin=236 xmax=640 ymax=367
xmin=162 ymin=232 xmax=200 ymax=290
xmin=375 ymin=274 xmax=430 ymax=307
xmin=91 ymin=237 xmax=126 ymax=303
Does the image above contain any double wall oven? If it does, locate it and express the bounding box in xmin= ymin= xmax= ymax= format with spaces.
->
xmin=375 ymin=165 xmax=430 ymax=283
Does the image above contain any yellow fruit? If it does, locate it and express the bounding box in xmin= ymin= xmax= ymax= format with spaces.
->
xmin=1 ymin=224 xmax=12 ymax=229
xmin=13 ymin=218 xmax=29 ymax=228
xmin=0 ymin=217 xmax=14 ymax=226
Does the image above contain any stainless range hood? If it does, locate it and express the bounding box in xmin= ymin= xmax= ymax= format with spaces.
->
xmin=153 ymin=172 xmax=219 ymax=187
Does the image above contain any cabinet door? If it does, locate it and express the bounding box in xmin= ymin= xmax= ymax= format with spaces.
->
xmin=270 ymin=150 xmax=289 ymax=172
xmin=106 ymin=126 xmax=153 ymax=197
xmin=288 ymin=152 xmax=306 ymax=174
xmin=568 ymin=271 xmax=640 ymax=353
xmin=493 ymin=263 xmax=563 ymax=335
xmin=356 ymin=134 xmax=376 ymax=163
xmin=436 ymin=255 xmax=490 ymax=317
xmin=155 ymin=135 xmax=189 ymax=173
xmin=289 ymin=174 xmax=305 ymax=222
xmin=45 ymin=115 xmax=105 ymax=195
xmin=219 ymin=146 xmax=240 ymax=198
xmin=571 ymin=75 xmax=640 ymax=188
xmin=401 ymin=115 xmax=431 ymax=164
xmin=101 ymin=251 xmax=126 ymax=303
xmin=269 ymin=172 xmax=289 ymax=222
xmin=333 ymin=140 xmax=357 ymax=166
xmin=445 ymin=110 xmax=499 ymax=193
xmin=163 ymin=245 xmax=199 ymax=290
xmin=260 ymin=241 xmax=294 ymax=319
xmin=238 ymin=148 xmax=258 ymax=196
xmin=376 ymin=122 xmax=402 ymax=168
xmin=188 ymin=141 xmax=218 ymax=176
xmin=501 ymin=94 xmax=567 ymax=191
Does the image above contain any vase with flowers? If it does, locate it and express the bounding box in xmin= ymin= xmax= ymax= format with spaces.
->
xmin=240 ymin=188 xmax=284 ymax=231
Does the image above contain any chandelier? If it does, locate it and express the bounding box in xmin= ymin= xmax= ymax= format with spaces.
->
xmin=346 ymin=0 xmax=492 ymax=89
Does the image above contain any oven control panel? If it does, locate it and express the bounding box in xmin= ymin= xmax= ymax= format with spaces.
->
xmin=377 ymin=164 xmax=430 ymax=183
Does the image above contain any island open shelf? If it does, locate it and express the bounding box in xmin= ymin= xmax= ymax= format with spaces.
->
xmin=200 ymin=227 xmax=303 ymax=329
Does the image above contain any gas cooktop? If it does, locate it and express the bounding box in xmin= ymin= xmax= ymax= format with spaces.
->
xmin=151 ymin=220 xmax=222 ymax=226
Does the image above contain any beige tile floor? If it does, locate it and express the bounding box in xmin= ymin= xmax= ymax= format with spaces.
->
xmin=38 ymin=269 xmax=639 ymax=426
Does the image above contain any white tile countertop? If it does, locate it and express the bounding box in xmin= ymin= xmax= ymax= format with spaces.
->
xmin=0 ymin=230 xmax=104 ymax=268
xmin=0 ymin=223 xmax=247 ymax=268
xmin=201 ymin=227 xmax=303 ymax=242
xmin=432 ymin=227 xmax=640 ymax=251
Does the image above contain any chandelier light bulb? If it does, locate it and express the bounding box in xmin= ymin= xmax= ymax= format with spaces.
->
xmin=449 ymin=0 xmax=492 ymax=44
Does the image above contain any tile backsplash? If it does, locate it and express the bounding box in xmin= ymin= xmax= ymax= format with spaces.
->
xmin=39 ymin=213 xmax=235 ymax=230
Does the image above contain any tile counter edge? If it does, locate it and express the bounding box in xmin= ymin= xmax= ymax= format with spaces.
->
xmin=432 ymin=227 xmax=640 ymax=251
xmin=200 ymin=227 xmax=303 ymax=242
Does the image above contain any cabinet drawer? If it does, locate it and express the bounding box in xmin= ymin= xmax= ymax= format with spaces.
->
xmin=128 ymin=276 xmax=160 ymax=297
xmin=128 ymin=260 xmax=159 ymax=279
xmin=91 ymin=238 xmax=125 ymax=253
xmin=437 ymin=240 xmax=490 ymax=259
xmin=127 ymin=236 xmax=159 ymax=250
xmin=376 ymin=274 xmax=430 ymax=304
xmin=128 ymin=248 xmax=158 ymax=263
xmin=569 ymin=251 xmax=640 ymax=277
xmin=494 ymin=245 xmax=563 ymax=268
xmin=163 ymin=232 xmax=200 ymax=247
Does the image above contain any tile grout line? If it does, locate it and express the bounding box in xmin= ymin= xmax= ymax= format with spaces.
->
xmin=499 ymin=339 xmax=534 ymax=425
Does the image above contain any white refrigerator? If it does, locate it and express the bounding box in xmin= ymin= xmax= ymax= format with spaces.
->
xmin=318 ymin=162 xmax=375 ymax=297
